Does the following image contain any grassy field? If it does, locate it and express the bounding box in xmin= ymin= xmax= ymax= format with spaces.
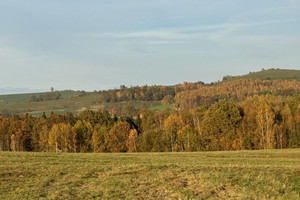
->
xmin=0 ymin=90 xmax=76 ymax=106
xmin=0 ymin=149 xmax=299 ymax=199
xmin=226 ymin=69 xmax=300 ymax=82
xmin=0 ymin=92 xmax=172 ymax=116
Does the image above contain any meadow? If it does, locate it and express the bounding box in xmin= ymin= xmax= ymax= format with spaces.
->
xmin=0 ymin=149 xmax=299 ymax=199
xmin=0 ymin=92 xmax=172 ymax=116
xmin=225 ymin=69 xmax=300 ymax=82
xmin=0 ymin=90 xmax=76 ymax=106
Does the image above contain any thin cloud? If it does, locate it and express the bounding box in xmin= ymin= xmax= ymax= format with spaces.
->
xmin=78 ymin=19 xmax=292 ymax=42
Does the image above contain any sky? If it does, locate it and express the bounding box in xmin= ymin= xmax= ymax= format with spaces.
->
xmin=0 ymin=0 xmax=300 ymax=94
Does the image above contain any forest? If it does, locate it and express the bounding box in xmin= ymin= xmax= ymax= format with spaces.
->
xmin=1 ymin=78 xmax=300 ymax=153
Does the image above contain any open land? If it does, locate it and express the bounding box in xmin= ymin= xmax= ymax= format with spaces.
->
xmin=0 ymin=149 xmax=299 ymax=199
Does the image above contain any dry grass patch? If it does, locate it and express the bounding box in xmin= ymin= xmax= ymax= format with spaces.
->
xmin=0 ymin=149 xmax=299 ymax=199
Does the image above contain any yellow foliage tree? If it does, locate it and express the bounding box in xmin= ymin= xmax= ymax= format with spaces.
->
xmin=256 ymin=103 xmax=275 ymax=149
xmin=126 ymin=129 xmax=138 ymax=152
xmin=49 ymin=123 xmax=75 ymax=152
xmin=164 ymin=115 xmax=184 ymax=152
xmin=106 ymin=121 xmax=131 ymax=152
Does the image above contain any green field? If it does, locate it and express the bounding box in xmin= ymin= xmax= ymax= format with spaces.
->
xmin=0 ymin=92 xmax=172 ymax=116
xmin=226 ymin=69 xmax=300 ymax=82
xmin=0 ymin=90 xmax=76 ymax=106
xmin=0 ymin=150 xmax=299 ymax=199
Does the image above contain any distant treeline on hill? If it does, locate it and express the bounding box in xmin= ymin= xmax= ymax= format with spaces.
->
xmin=0 ymin=94 xmax=300 ymax=152
xmin=25 ymin=68 xmax=300 ymax=106
xmin=29 ymin=91 xmax=62 ymax=102
xmin=28 ymin=90 xmax=88 ymax=103
xmin=26 ymin=73 xmax=300 ymax=111
xmin=97 ymin=79 xmax=299 ymax=104
xmin=79 ymin=78 xmax=300 ymax=111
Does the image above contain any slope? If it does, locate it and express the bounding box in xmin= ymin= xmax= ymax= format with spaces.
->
xmin=223 ymin=68 xmax=300 ymax=82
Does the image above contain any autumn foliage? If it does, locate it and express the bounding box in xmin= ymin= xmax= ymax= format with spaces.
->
xmin=1 ymin=78 xmax=300 ymax=152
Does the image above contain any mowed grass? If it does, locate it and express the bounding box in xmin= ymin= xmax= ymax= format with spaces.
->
xmin=0 ymin=150 xmax=299 ymax=200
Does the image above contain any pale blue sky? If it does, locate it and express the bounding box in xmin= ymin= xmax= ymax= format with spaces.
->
xmin=0 ymin=0 xmax=300 ymax=94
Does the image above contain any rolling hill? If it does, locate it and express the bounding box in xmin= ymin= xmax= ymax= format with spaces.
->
xmin=223 ymin=68 xmax=300 ymax=82
xmin=0 ymin=90 xmax=76 ymax=105
xmin=0 ymin=68 xmax=299 ymax=116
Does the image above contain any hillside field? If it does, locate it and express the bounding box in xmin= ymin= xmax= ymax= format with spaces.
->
xmin=0 ymin=149 xmax=299 ymax=199
xmin=225 ymin=69 xmax=300 ymax=82
xmin=0 ymin=92 xmax=172 ymax=116
xmin=0 ymin=68 xmax=299 ymax=116
xmin=0 ymin=90 xmax=76 ymax=106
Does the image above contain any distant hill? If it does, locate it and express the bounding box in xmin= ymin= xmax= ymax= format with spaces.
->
xmin=0 ymin=90 xmax=76 ymax=106
xmin=222 ymin=69 xmax=300 ymax=82
xmin=1 ymin=68 xmax=300 ymax=116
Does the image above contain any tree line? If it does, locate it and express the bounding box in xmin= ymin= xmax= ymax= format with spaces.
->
xmin=88 ymin=79 xmax=300 ymax=115
xmin=1 ymin=94 xmax=299 ymax=152
xmin=25 ymin=78 xmax=300 ymax=114
xmin=29 ymin=91 xmax=62 ymax=102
